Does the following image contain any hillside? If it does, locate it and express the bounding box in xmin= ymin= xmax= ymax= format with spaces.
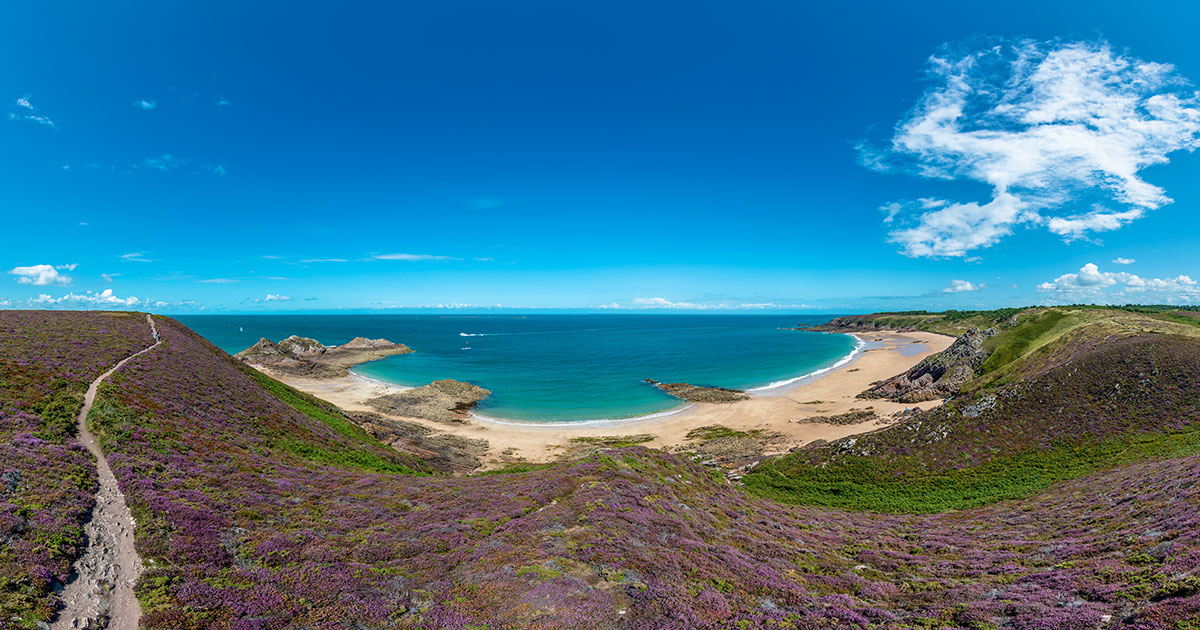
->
xmin=2 ymin=310 xmax=1200 ymax=629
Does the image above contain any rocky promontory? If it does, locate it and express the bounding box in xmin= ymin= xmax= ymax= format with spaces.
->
xmin=859 ymin=327 xmax=996 ymax=402
xmin=645 ymin=379 xmax=751 ymax=403
xmin=236 ymin=335 xmax=413 ymax=378
xmin=367 ymin=379 xmax=492 ymax=423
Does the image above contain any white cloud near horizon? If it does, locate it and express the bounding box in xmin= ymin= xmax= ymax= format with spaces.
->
xmin=134 ymin=99 xmax=157 ymax=110
xmin=1037 ymin=262 xmax=1199 ymax=300
xmin=263 ymin=294 xmax=292 ymax=302
xmin=9 ymin=264 xmax=73 ymax=286
xmin=601 ymin=297 xmax=805 ymax=310
xmin=26 ymin=289 xmax=201 ymax=310
xmin=868 ymin=39 xmax=1200 ymax=258
xmin=942 ymin=279 xmax=982 ymax=293
xmin=374 ymin=253 xmax=457 ymax=261
xmin=1113 ymin=257 xmax=1136 ymax=265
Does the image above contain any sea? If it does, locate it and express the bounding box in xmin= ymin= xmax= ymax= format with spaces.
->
xmin=178 ymin=314 xmax=859 ymax=424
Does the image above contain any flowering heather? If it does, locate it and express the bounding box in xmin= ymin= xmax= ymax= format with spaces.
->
xmin=6 ymin=312 xmax=1200 ymax=628
xmin=746 ymin=333 xmax=1200 ymax=512
xmin=0 ymin=310 xmax=153 ymax=628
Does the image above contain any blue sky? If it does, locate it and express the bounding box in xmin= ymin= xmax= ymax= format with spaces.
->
xmin=3 ymin=0 xmax=1199 ymax=313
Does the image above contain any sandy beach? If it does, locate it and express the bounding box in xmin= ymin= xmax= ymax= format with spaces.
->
xmin=269 ymin=330 xmax=953 ymax=468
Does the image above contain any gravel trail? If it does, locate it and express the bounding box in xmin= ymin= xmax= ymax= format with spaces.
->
xmin=50 ymin=315 xmax=158 ymax=630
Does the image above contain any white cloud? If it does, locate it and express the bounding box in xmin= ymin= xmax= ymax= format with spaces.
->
xmin=9 ymin=94 xmax=55 ymax=128
xmin=197 ymin=278 xmax=238 ymax=284
xmin=101 ymin=273 xmax=119 ymax=283
xmin=263 ymin=294 xmax=292 ymax=302
xmin=216 ymin=97 xmax=232 ymax=106
xmin=9 ymin=264 xmax=72 ymax=286
xmin=299 ymin=258 xmax=348 ymax=263
xmin=1112 ymin=257 xmax=1136 ymax=265
xmin=133 ymin=99 xmax=157 ymax=110
xmin=1046 ymin=207 xmax=1145 ymax=240
xmin=374 ymin=253 xmax=457 ymax=261
xmin=34 ymin=289 xmax=141 ymax=307
xmin=1037 ymin=262 xmax=1199 ymax=300
xmin=121 ymin=252 xmax=152 ymax=263
xmin=869 ymin=39 xmax=1200 ymax=258
xmin=203 ymin=163 xmax=227 ymax=176
xmin=942 ymin=279 xmax=982 ymax=293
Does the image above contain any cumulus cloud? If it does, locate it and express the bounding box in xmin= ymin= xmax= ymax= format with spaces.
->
xmin=1113 ymin=257 xmax=1136 ymax=265
xmin=263 ymin=294 xmax=292 ymax=302
xmin=26 ymin=290 xmax=200 ymax=310
xmin=1037 ymin=262 xmax=1199 ymax=300
xmin=9 ymin=94 xmax=55 ymax=128
xmin=9 ymin=264 xmax=73 ymax=286
xmin=942 ymin=279 xmax=983 ymax=293
xmin=867 ymin=39 xmax=1200 ymax=258
xmin=35 ymin=289 xmax=141 ymax=306
xmin=133 ymin=99 xmax=157 ymax=110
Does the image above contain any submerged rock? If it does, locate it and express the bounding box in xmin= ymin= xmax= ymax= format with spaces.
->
xmin=645 ymin=379 xmax=751 ymax=403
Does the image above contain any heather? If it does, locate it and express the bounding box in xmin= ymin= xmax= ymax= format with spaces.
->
xmin=7 ymin=311 xmax=1200 ymax=628
xmin=745 ymin=330 xmax=1200 ymax=512
xmin=0 ymin=311 xmax=153 ymax=628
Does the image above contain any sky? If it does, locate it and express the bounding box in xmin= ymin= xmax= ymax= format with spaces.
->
xmin=3 ymin=0 xmax=1200 ymax=313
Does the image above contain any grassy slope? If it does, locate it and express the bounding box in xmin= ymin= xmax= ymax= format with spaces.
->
xmin=745 ymin=308 xmax=1200 ymax=513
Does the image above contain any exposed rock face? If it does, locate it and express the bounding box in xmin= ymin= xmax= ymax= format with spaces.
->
xmin=367 ymin=379 xmax=491 ymax=423
xmin=349 ymin=412 xmax=488 ymax=474
xmin=860 ymin=327 xmax=997 ymax=403
xmin=807 ymin=316 xmax=918 ymax=332
xmin=236 ymin=335 xmax=412 ymax=378
xmin=646 ymin=380 xmax=751 ymax=403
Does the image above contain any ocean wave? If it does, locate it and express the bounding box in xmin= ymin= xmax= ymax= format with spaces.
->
xmin=747 ymin=334 xmax=866 ymax=393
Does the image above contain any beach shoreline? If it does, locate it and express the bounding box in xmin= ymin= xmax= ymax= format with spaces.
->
xmin=265 ymin=330 xmax=953 ymax=468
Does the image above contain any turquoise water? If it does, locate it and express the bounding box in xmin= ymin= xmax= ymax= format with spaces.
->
xmin=179 ymin=314 xmax=857 ymax=423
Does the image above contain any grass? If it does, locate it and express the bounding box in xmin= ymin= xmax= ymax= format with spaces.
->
xmin=271 ymin=437 xmax=426 ymax=475
xmin=243 ymin=367 xmax=379 ymax=444
xmin=744 ymin=426 xmax=1200 ymax=513
xmin=978 ymin=308 xmax=1067 ymax=374
xmin=242 ymin=365 xmax=435 ymax=474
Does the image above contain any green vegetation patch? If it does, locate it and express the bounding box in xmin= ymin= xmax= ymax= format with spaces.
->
xmin=745 ymin=424 xmax=1200 ymax=513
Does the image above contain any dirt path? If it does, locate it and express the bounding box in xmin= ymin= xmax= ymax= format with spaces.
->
xmin=51 ymin=315 xmax=158 ymax=630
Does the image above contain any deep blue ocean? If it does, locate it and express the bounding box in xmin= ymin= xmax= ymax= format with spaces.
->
xmin=178 ymin=314 xmax=857 ymax=423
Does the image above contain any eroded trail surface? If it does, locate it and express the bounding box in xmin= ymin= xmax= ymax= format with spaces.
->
xmin=51 ymin=315 xmax=158 ymax=630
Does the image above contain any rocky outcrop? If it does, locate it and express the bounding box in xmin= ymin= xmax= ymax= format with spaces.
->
xmin=349 ymin=412 xmax=488 ymax=474
xmin=645 ymin=380 xmax=751 ymax=403
xmin=366 ymin=379 xmax=491 ymax=423
xmin=860 ymin=327 xmax=997 ymax=402
xmin=806 ymin=315 xmax=921 ymax=332
xmin=236 ymin=335 xmax=412 ymax=379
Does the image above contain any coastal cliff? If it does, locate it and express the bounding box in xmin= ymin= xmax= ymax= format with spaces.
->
xmin=860 ymin=327 xmax=997 ymax=402
xmin=236 ymin=334 xmax=412 ymax=378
